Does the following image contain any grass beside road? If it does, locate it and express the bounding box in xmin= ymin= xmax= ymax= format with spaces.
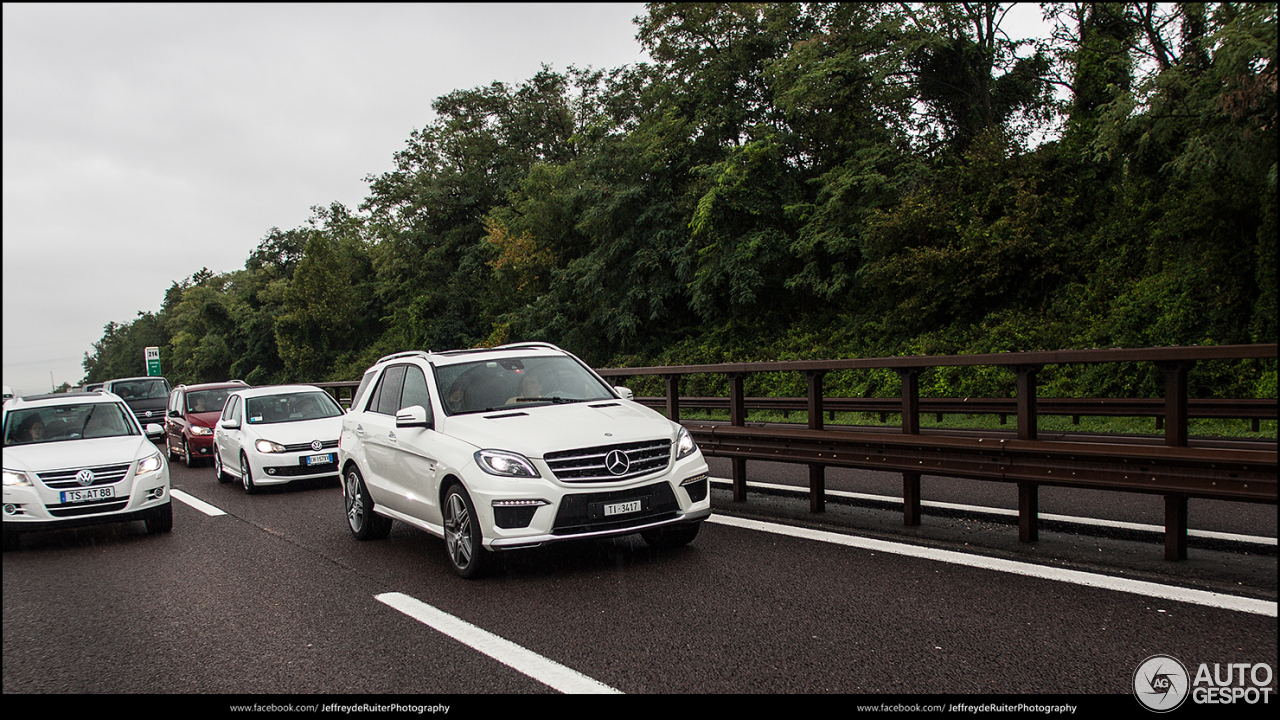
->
xmin=668 ymin=409 xmax=1277 ymax=440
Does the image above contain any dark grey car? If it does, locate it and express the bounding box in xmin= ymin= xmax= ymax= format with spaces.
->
xmin=102 ymin=376 xmax=172 ymax=426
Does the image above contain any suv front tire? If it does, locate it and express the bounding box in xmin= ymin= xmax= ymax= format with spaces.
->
xmin=443 ymin=483 xmax=487 ymax=578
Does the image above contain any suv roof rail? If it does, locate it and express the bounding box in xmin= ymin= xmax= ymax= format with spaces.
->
xmin=493 ymin=342 xmax=562 ymax=352
xmin=375 ymin=350 xmax=433 ymax=365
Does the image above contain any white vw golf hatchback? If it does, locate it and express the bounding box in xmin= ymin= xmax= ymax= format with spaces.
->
xmin=338 ymin=343 xmax=710 ymax=577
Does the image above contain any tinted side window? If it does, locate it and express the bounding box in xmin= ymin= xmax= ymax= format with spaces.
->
xmin=400 ymin=366 xmax=434 ymax=422
xmin=372 ymin=366 xmax=407 ymax=416
xmin=352 ymin=370 xmax=377 ymax=412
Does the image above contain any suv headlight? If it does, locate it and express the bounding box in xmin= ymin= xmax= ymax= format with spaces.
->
xmin=255 ymin=439 xmax=286 ymax=454
xmin=190 ymin=426 xmax=213 ymax=436
xmin=137 ymin=452 xmax=163 ymax=475
xmin=474 ymin=450 xmax=540 ymax=478
xmin=3 ymin=468 xmax=32 ymax=487
xmin=676 ymin=426 xmax=698 ymax=459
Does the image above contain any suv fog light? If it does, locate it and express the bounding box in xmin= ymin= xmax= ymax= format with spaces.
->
xmin=492 ymin=499 xmax=549 ymax=529
xmin=680 ymin=473 xmax=709 ymax=502
xmin=3 ymin=504 xmax=17 ymax=516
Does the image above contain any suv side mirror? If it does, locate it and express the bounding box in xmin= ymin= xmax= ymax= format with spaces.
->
xmin=613 ymin=386 xmax=634 ymax=401
xmin=145 ymin=423 xmax=165 ymax=440
xmin=220 ymin=418 xmax=240 ymax=430
xmin=396 ymin=405 xmax=433 ymax=430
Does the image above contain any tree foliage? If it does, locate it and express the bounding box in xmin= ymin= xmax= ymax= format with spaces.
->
xmin=84 ymin=3 xmax=1276 ymax=401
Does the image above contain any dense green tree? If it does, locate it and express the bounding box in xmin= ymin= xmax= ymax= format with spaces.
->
xmin=81 ymin=2 xmax=1274 ymax=403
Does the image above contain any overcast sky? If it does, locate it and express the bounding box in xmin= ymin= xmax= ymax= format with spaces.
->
xmin=3 ymin=2 xmax=654 ymax=395
xmin=3 ymin=3 xmax=1050 ymax=397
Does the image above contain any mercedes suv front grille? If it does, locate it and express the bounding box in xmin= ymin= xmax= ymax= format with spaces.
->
xmin=544 ymin=439 xmax=672 ymax=483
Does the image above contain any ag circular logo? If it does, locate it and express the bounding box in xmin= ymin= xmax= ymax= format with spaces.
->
xmin=1135 ymin=655 xmax=1190 ymax=712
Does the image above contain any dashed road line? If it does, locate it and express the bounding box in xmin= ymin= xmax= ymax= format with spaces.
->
xmin=170 ymin=489 xmax=226 ymax=516
xmin=376 ymin=592 xmax=623 ymax=694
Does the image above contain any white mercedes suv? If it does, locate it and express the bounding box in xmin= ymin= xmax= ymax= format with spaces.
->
xmin=338 ymin=343 xmax=711 ymax=577
xmin=3 ymin=390 xmax=171 ymax=550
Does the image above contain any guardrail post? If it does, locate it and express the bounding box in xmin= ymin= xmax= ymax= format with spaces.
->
xmin=897 ymin=368 xmax=921 ymax=435
xmin=1165 ymin=493 xmax=1188 ymax=561
xmin=805 ymin=370 xmax=826 ymax=513
xmin=663 ymin=374 xmax=681 ymax=424
xmin=1157 ymin=360 xmax=1194 ymax=560
xmin=728 ymin=372 xmax=747 ymax=502
xmin=1157 ymin=360 xmax=1194 ymax=448
xmin=1012 ymin=365 xmax=1040 ymax=441
xmin=896 ymin=368 xmax=922 ymax=525
xmin=1010 ymin=364 xmax=1042 ymax=543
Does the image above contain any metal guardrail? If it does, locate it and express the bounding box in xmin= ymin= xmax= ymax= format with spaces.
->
xmin=627 ymin=396 xmax=1276 ymax=431
xmin=597 ymin=344 xmax=1277 ymax=560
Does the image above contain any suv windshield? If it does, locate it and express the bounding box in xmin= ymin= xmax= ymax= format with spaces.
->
xmin=246 ymin=391 xmax=343 ymax=425
xmin=436 ymin=355 xmax=615 ymax=415
xmin=112 ymin=378 xmax=168 ymax=400
xmin=4 ymin=403 xmax=138 ymax=445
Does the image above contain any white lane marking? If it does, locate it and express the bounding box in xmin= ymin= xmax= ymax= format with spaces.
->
xmin=707 ymin=514 xmax=1277 ymax=618
xmin=170 ymin=489 xmax=226 ymax=516
xmin=376 ymin=592 xmax=622 ymax=694
xmin=710 ymin=477 xmax=1276 ymax=547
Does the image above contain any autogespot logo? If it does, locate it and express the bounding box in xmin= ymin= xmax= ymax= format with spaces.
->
xmin=1135 ymin=655 xmax=1190 ymax=712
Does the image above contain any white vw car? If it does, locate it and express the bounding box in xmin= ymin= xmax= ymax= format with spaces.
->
xmin=3 ymin=391 xmax=171 ymax=550
xmin=213 ymin=385 xmax=345 ymax=493
xmin=339 ymin=343 xmax=711 ymax=577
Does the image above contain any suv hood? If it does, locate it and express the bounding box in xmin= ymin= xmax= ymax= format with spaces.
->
xmin=442 ymin=400 xmax=677 ymax=458
xmin=3 ymin=436 xmax=159 ymax=473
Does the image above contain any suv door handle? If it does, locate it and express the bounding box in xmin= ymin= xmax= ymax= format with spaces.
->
xmin=387 ymin=431 xmax=397 ymax=443
xmin=355 ymin=425 xmax=366 ymax=436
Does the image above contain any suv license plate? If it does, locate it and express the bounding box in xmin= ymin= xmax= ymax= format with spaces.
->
xmin=305 ymin=453 xmax=334 ymax=466
xmin=60 ymin=487 xmax=115 ymax=504
xmin=603 ymin=499 xmax=643 ymax=517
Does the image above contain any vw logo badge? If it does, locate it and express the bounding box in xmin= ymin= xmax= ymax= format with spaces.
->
xmin=605 ymin=449 xmax=630 ymax=475
xmin=145 ymin=410 xmax=153 ymax=418
xmin=76 ymin=469 xmax=96 ymax=486
xmin=311 ymin=440 xmax=323 ymax=452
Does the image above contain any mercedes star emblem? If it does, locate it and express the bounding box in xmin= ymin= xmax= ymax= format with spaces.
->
xmin=605 ymin=449 xmax=630 ymax=475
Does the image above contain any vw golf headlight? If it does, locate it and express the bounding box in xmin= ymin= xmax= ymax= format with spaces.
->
xmin=190 ymin=426 xmax=213 ymax=436
xmin=255 ymin=439 xmax=286 ymax=454
xmin=474 ymin=450 xmax=540 ymax=478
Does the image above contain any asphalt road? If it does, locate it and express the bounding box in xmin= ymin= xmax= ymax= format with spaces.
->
xmin=3 ymin=456 xmax=1276 ymax=700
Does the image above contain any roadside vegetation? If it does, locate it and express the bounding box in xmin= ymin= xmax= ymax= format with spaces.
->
xmin=82 ymin=3 xmax=1276 ymax=416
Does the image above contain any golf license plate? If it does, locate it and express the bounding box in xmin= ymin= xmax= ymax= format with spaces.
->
xmin=305 ymin=453 xmax=335 ymax=466
xmin=60 ymin=486 xmax=115 ymax=504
